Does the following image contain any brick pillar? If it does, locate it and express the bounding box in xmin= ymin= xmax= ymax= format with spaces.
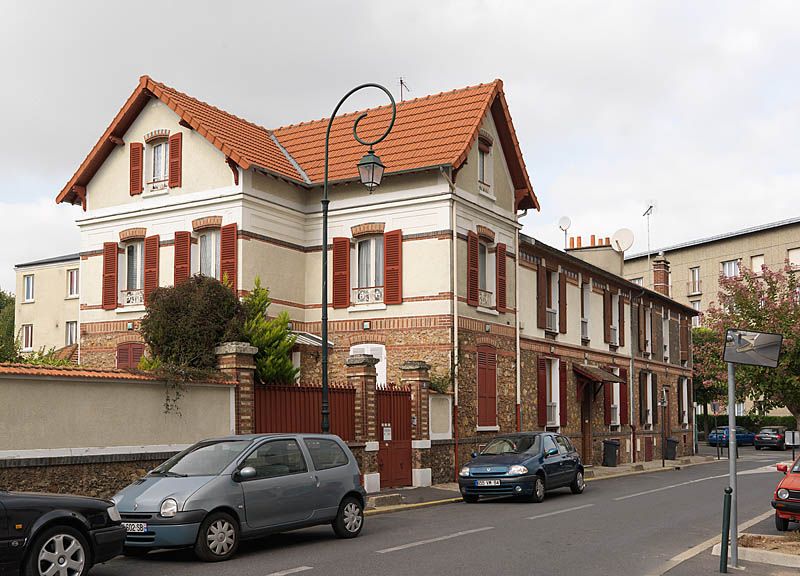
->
xmin=215 ymin=342 xmax=258 ymax=435
xmin=401 ymin=360 xmax=431 ymax=441
xmin=346 ymin=354 xmax=379 ymax=443
xmin=652 ymin=252 xmax=671 ymax=296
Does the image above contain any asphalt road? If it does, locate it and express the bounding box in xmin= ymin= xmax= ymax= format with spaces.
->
xmin=92 ymin=447 xmax=794 ymax=576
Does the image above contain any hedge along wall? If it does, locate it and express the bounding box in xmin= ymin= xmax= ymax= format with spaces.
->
xmin=695 ymin=414 xmax=797 ymax=434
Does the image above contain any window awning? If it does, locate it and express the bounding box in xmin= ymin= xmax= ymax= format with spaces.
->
xmin=573 ymin=364 xmax=626 ymax=383
xmin=291 ymin=331 xmax=333 ymax=348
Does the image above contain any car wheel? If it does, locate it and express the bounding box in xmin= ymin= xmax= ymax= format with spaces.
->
xmin=775 ymin=513 xmax=790 ymax=532
xmin=332 ymin=496 xmax=364 ymax=538
xmin=194 ymin=511 xmax=239 ymax=562
xmin=26 ymin=525 xmax=90 ymax=576
xmin=462 ymin=494 xmax=479 ymax=504
xmin=122 ymin=547 xmax=150 ymax=557
xmin=570 ymin=470 xmax=586 ymax=494
xmin=528 ymin=475 xmax=546 ymax=503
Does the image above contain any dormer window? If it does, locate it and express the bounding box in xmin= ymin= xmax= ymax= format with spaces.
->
xmin=477 ymin=134 xmax=493 ymax=195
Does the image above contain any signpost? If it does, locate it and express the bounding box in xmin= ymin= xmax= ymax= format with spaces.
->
xmin=719 ymin=329 xmax=783 ymax=573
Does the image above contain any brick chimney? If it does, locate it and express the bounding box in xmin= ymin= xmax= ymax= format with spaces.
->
xmin=652 ymin=252 xmax=671 ymax=296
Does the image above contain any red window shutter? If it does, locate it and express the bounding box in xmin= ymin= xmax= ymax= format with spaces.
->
xmin=620 ymin=368 xmax=629 ymax=425
xmin=332 ymin=237 xmax=350 ymax=309
xmin=536 ymin=266 xmax=547 ymax=329
xmin=604 ymin=380 xmax=612 ymax=425
xmin=130 ymin=143 xmax=143 ymax=195
xmin=559 ymin=360 xmax=568 ymax=427
xmin=638 ymin=302 xmax=647 ymax=352
xmin=537 ymin=358 xmax=547 ymax=427
xmin=603 ymin=291 xmax=612 ymax=343
xmin=220 ymin=223 xmax=238 ymax=293
xmin=102 ymin=242 xmax=118 ymax=310
xmin=477 ymin=346 xmax=497 ymax=427
xmin=558 ymin=272 xmax=567 ymax=333
xmin=467 ymin=232 xmax=479 ymax=306
xmin=168 ymin=133 xmax=182 ymax=188
xmin=496 ymin=243 xmax=507 ymax=312
xmin=116 ymin=343 xmax=130 ymax=369
xmin=618 ymin=295 xmax=626 ymax=347
xmin=383 ymin=229 xmax=403 ymax=305
xmin=143 ymin=235 xmax=160 ymax=304
xmin=131 ymin=343 xmax=145 ymax=368
xmin=173 ymin=231 xmax=191 ymax=285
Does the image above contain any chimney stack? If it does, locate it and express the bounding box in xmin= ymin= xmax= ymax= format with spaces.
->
xmin=652 ymin=252 xmax=671 ymax=297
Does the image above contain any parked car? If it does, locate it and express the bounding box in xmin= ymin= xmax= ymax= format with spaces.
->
xmin=772 ymin=457 xmax=800 ymax=531
xmin=0 ymin=489 xmax=125 ymax=576
xmin=707 ymin=426 xmax=755 ymax=447
xmin=458 ymin=432 xmax=584 ymax=503
xmin=113 ymin=434 xmax=365 ymax=562
xmin=755 ymin=427 xmax=789 ymax=450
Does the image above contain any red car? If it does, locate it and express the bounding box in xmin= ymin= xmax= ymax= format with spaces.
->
xmin=772 ymin=457 xmax=800 ymax=531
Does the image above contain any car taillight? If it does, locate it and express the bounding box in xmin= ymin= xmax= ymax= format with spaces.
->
xmin=777 ymin=434 xmax=783 ymax=439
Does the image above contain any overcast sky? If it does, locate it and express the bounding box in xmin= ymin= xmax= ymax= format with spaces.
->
xmin=1 ymin=1 xmax=798 ymax=292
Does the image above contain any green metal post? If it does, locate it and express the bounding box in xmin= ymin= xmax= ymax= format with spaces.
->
xmin=720 ymin=486 xmax=732 ymax=573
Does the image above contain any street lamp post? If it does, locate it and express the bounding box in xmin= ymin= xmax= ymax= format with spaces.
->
xmin=320 ymin=84 xmax=396 ymax=434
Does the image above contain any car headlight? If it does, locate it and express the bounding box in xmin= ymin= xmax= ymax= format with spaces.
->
xmin=459 ymin=466 xmax=471 ymax=477
xmin=777 ymin=488 xmax=790 ymax=500
xmin=107 ymin=504 xmax=121 ymax=522
xmin=160 ymin=498 xmax=178 ymax=518
xmin=508 ymin=465 xmax=529 ymax=476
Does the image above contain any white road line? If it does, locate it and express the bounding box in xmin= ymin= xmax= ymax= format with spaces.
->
xmin=265 ymin=567 xmax=313 ymax=576
xmin=375 ymin=526 xmax=494 ymax=553
xmin=614 ymin=473 xmax=731 ymax=501
xmin=526 ymin=503 xmax=595 ymax=520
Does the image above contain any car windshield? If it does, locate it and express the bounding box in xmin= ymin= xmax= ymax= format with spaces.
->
xmin=152 ymin=440 xmax=252 ymax=477
xmin=793 ymin=460 xmax=800 ymax=474
xmin=481 ymin=435 xmax=540 ymax=455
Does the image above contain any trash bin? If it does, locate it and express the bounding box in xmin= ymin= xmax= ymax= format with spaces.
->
xmin=665 ymin=437 xmax=679 ymax=460
xmin=602 ymin=439 xmax=620 ymax=467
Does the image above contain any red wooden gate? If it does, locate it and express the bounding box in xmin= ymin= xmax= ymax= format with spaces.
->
xmin=377 ymin=385 xmax=412 ymax=488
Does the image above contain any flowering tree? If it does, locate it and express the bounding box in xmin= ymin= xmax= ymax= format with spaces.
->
xmin=691 ymin=327 xmax=727 ymax=437
xmin=703 ymin=263 xmax=800 ymax=428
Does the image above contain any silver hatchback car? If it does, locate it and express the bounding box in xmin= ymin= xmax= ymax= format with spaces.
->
xmin=113 ymin=433 xmax=366 ymax=561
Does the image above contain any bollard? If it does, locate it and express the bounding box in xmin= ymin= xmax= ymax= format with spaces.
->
xmin=720 ymin=486 xmax=733 ymax=573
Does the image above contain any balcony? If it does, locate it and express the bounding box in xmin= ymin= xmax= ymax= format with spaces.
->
xmin=687 ymin=279 xmax=702 ymax=295
xmin=546 ymin=308 xmax=558 ymax=332
xmin=581 ymin=318 xmax=589 ymax=340
xmin=352 ymin=286 xmax=384 ymax=306
xmin=478 ymin=289 xmax=494 ymax=309
xmin=122 ymin=289 xmax=144 ymax=306
xmin=609 ymin=325 xmax=618 ymax=346
xmin=546 ymin=402 xmax=558 ymax=426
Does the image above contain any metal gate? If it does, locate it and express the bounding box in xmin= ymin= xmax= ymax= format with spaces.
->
xmin=376 ymin=385 xmax=412 ymax=488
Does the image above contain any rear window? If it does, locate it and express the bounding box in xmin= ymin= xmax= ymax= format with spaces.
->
xmin=760 ymin=428 xmax=782 ymax=434
xmin=305 ymin=438 xmax=349 ymax=470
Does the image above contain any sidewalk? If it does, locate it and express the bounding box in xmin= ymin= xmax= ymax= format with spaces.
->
xmin=366 ymin=453 xmax=716 ymax=514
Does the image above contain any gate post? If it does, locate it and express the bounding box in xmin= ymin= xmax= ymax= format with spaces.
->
xmin=347 ymin=354 xmax=380 ymax=492
xmin=215 ymin=342 xmax=258 ymax=435
xmin=401 ymin=360 xmax=432 ymax=487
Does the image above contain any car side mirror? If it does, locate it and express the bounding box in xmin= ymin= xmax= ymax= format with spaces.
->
xmin=777 ymin=463 xmax=788 ymax=474
xmin=234 ymin=466 xmax=256 ymax=481
xmin=471 ymin=451 xmax=478 ymax=459
xmin=545 ymin=447 xmax=559 ymax=458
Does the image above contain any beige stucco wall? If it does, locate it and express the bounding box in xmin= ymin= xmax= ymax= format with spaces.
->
xmin=86 ymin=98 xmax=235 ymax=211
xmin=0 ymin=376 xmax=234 ymax=451
xmin=624 ymin=223 xmax=800 ymax=315
xmin=14 ymin=260 xmax=80 ymax=352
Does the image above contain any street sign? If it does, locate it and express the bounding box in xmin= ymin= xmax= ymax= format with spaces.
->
xmin=785 ymin=431 xmax=800 ymax=447
xmin=723 ymin=329 xmax=783 ymax=368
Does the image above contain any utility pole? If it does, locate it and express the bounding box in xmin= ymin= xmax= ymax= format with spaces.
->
xmin=643 ymin=205 xmax=654 ymax=289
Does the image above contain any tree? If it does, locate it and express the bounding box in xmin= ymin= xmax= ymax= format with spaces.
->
xmin=703 ymin=263 xmax=800 ymax=429
xmin=0 ymin=289 xmax=15 ymax=362
xmin=140 ymin=276 xmax=242 ymax=369
xmin=691 ymin=327 xmax=727 ymax=437
xmin=241 ymin=277 xmax=298 ymax=385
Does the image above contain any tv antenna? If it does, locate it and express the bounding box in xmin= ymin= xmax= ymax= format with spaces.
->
xmin=558 ymin=216 xmax=572 ymax=250
xmin=399 ymin=77 xmax=412 ymax=101
xmin=643 ymin=203 xmax=655 ymax=288
xmin=611 ymin=228 xmax=634 ymax=253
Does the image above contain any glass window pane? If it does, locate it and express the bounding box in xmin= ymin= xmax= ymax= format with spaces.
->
xmin=374 ymin=236 xmax=384 ymax=287
xmin=478 ymin=244 xmax=487 ymax=291
xmin=304 ymin=438 xmax=349 ymax=470
xmin=153 ymin=143 xmax=162 ymax=180
xmin=200 ymin=234 xmax=211 ymax=277
xmin=127 ymin=245 xmax=139 ymax=290
xmin=242 ymin=440 xmax=308 ymax=478
xmin=358 ymin=240 xmax=370 ymax=287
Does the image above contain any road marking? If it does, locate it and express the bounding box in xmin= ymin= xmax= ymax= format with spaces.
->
xmin=265 ymin=567 xmax=313 ymax=576
xmin=526 ymin=503 xmax=595 ymax=520
xmin=375 ymin=526 xmax=494 ymax=553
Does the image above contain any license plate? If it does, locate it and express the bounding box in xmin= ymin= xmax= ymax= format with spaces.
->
xmin=476 ymin=479 xmax=500 ymax=486
xmin=122 ymin=522 xmax=147 ymax=533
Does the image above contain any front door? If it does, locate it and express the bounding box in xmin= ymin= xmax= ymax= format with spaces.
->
xmin=240 ymin=439 xmax=317 ymax=528
xmin=377 ymin=387 xmax=412 ymax=488
xmin=580 ymin=381 xmax=592 ymax=464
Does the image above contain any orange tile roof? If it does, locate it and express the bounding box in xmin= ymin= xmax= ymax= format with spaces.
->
xmin=0 ymin=362 xmax=235 ymax=384
xmin=57 ymin=76 xmax=538 ymax=211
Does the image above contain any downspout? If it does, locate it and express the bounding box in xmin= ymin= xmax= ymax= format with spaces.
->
xmin=515 ymin=211 xmax=525 ymax=431
xmin=441 ymin=167 xmax=460 ymax=481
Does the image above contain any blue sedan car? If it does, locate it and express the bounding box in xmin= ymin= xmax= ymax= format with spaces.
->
xmin=707 ymin=426 xmax=756 ymax=447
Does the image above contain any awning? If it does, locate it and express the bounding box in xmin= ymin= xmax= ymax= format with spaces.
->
xmin=573 ymin=364 xmax=626 ymax=383
xmin=291 ymin=331 xmax=333 ymax=348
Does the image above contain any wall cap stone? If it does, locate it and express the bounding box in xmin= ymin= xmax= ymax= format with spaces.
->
xmin=215 ymin=342 xmax=258 ymax=356
xmin=346 ymin=354 xmax=380 ymax=367
xmin=400 ymin=360 xmax=431 ymax=372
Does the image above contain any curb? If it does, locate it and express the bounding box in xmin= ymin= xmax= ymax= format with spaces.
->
xmin=365 ymin=497 xmax=463 ymax=516
xmin=712 ymin=537 xmax=800 ymax=569
xmin=585 ymin=458 xmax=716 ymax=482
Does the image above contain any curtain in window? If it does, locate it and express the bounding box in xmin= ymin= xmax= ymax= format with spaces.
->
xmin=358 ymin=240 xmax=370 ymax=287
xmin=374 ymin=235 xmax=384 ymax=287
xmin=200 ymin=233 xmax=212 ymax=277
xmin=478 ymin=244 xmax=487 ymax=291
xmin=127 ymin=244 xmax=141 ymax=290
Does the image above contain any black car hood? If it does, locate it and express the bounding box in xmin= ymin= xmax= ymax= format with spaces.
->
xmin=7 ymin=491 xmax=114 ymax=508
xmin=469 ymin=452 xmax=534 ymax=467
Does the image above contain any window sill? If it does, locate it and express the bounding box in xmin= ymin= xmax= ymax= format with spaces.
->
xmin=476 ymin=306 xmax=499 ymax=316
xmin=347 ymin=303 xmax=387 ymax=313
xmin=22 ymin=300 xmax=34 ymax=304
xmin=478 ymin=186 xmax=495 ymax=201
xmin=21 ymin=348 xmax=33 ymax=353
xmin=116 ymin=305 xmax=145 ymax=314
xmin=142 ymin=188 xmax=170 ymax=199
xmin=476 ymin=425 xmax=500 ymax=432
xmin=581 ymin=338 xmax=591 ymax=346
xmin=65 ymin=295 xmax=79 ymax=300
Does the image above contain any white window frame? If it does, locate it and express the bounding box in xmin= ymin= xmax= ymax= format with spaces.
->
xmin=735 ymin=402 xmax=745 ymax=417
xmin=722 ymin=259 xmax=740 ymax=278
xmin=662 ymin=315 xmax=670 ymax=361
xmin=646 ymin=372 xmax=654 ymax=428
xmin=199 ymin=229 xmax=221 ymax=280
xmin=691 ymin=300 xmax=701 ymax=327
xmin=477 ymin=137 xmax=493 ymax=192
xmin=478 ymin=242 xmax=488 ymax=291
xmin=67 ymin=268 xmax=79 ymax=298
xmin=750 ymin=255 xmax=764 ymax=275
xmin=65 ymin=321 xmax=78 ymax=346
xmin=125 ymin=241 xmax=144 ymax=291
xmin=545 ymin=358 xmax=560 ymax=427
xmin=645 ymin=306 xmax=652 ymax=354
xmin=356 ymin=235 xmax=384 ymax=289
xmin=429 ymin=394 xmax=453 ymax=440
xmin=21 ymin=324 xmax=33 ymax=351
xmin=349 ymin=343 xmax=387 ymax=386
xmin=611 ymin=367 xmax=621 ymax=428
xmin=788 ymin=248 xmax=800 ymax=269
xmin=148 ymin=139 xmax=169 ymax=188
xmin=689 ymin=267 xmax=700 ymax=294
xmin=611 ymin=293 xmax=620 ymax=345
xmin=681 ymin=377 xmax=689 ymax=427
xmin=581 ymin=283 xmax=590 ymax=340
xmin=631 ymin=277 xmax=643 ymax=286
xmin=23 ymin=274 xmax=34 ymax=302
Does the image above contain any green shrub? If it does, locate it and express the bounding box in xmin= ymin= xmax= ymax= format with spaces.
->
xmin=695 ymin=413 xmax=797 ymax=433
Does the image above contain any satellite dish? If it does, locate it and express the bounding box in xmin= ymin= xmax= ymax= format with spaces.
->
xmin=611 ymin=228 xmax=634 ymax=253
xmin=558 ymin=216 xmax=572 ymax=231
